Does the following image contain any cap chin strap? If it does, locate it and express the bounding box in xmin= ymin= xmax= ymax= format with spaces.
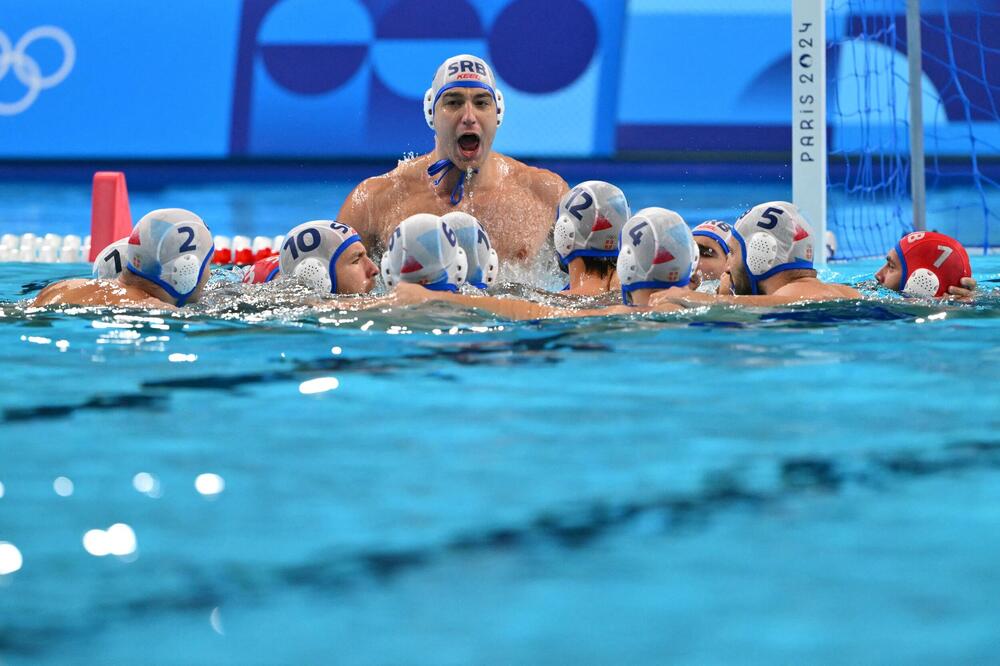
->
xmin=427 ymin=159 xmax=478 ymax=205
xmin=125 ymin=245 xmax=214 ymax=306
xmin=731 ymin=230 xmax=812 ymax=295
xmin=422 ymin=277 xmax=459 ymax=292
xmin=621 ymin=276 xmax=691 ymax=306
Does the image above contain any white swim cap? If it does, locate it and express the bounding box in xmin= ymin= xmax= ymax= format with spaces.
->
xmin=424 ymin=54 xmax=505 ymax=129
xmin=92 ymin=237 xmax=130 ymax=279
xmin=278 ymin=220 xmax=362 ymax=294
xmin=381 ymin=214 xmax=468 ymax=291
xmin=441 ymin=211 xmax=499 ymax=289
xmin=732 ymin=202 xmax=815 ymax=295
xmin=126 ymin=208 xmax=214 ymax=305
xmin=617 ymin=207 xmax=696 ymax=304
xmin=554 ymin=181 xmax=631 ymax=268
xmin=692 ymin=220 xmax=734 ymax=255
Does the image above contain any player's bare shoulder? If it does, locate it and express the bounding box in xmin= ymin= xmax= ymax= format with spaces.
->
xmin=495 ymin=153 xmax=568 ymax=205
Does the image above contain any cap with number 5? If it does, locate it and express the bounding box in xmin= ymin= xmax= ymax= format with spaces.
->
xmin=894 ymin=231 xmax=971 ymax=298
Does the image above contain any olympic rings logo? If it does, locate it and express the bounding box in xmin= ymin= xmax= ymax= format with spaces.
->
xmin=0 ymin=26 xmax=75 ymax=116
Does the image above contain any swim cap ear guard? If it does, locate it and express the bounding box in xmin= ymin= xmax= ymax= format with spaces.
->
xmin=732 ymin=202 xmax=815 ymax=295
xmin=381 ymin=214 xmax=468 ymax=291
xmin=278 ymin=220 xmax=362 ymax=294
xmin=617 ymin=207 xmax=695 ymax=305
xmin=125 ymin=208 xmax=215 ymax=306
xmin=424 ymin=54 xmax=504 ymax=129
xmin=893 ymin=231 xmax=972 ymax=298
xmin=554 ymin=181 xmax=631 ymax=268
xmin=440 ymin=211 xmax=500 ymax=289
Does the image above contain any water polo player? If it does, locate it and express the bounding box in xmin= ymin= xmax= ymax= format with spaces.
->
xmin=617 ymin=208 xmax=698 ymax=307
xmin=259 ymin=220 xmax=378 ymax=295
xmin=875 ymin=231 xmax=974 ymax=298
xmin=389 ymin=206 xmax=701 ymax=319
xmin=33 ymin=208 xmax=214 ymax=308
xmin=651 ymin=201 xmax=860 ymax=307
xmin=440 ymin=211 xmax=499 ymax=289
xmin=336 ymin=54 xmax=567 ymax=264
xmin=380 ymin=214 xmax=469 ymax=292
xmin=554 ymin=181 xmax=631 ymax=296
xmin=692 ymin=220 xmax=733 ymax=282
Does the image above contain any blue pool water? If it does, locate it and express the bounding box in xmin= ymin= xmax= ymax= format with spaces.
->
xmin=1 ymin=179 xmax=1000 ymax=664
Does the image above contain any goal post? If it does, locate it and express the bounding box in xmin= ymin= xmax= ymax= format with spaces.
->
xmin=791 ymin=0 xmax=828 ymax=266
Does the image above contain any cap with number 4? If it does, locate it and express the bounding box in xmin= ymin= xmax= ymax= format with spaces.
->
xmin=894 ymin=231 xmax=971 ymax=297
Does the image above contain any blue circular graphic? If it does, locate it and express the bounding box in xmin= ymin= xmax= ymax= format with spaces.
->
xmin=488 ymin=0 xmax=597 ymax=93
xmin=261 ymin=45 xmax=368 ymax=95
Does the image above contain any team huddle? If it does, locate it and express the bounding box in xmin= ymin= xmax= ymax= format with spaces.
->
xmin=32 ymin=55 xmax=978 ymax=313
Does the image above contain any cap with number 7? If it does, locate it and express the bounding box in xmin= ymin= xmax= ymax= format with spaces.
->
xmin=895 ymin=231 xmax=971 ymax=298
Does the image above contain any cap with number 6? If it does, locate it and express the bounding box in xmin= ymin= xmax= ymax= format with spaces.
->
xmin=380 ymin=214 xmax=468 ymax=291
xmin=894 ymin=231 xmax=971 ymax=298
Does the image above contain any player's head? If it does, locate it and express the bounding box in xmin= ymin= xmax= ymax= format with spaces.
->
xmin=729 ymin=202 xmax=815 ymax=295
xmin=124 ymin=208 xmax=214 ymax=306
xmin=92 ymin=237 xmax=130 ymax=279
xmin=441 ymin=212 xmax=499 ymax=289
xmin=692 ymin=220 xmax=733 ymax=281
xmin=278 ymin=220 xmax=376 ymax=295
xmin=381 ymin=214 xmax=468 ymax=291
xmin=876 ymin=231 xmax=971 ymax=297
xmin=617 ymin=207 xmax=696 ymax=306
xmin=424 ymin=54 xmax=504 ymax=169
xmin=554 ymin=181 xmax=631 ymax=276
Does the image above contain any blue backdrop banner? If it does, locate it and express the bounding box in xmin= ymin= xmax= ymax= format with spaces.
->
xmin=0 ymin=0 xmax=996 ymax=159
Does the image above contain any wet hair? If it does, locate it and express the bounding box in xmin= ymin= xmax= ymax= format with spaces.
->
xmin=581 ymin=255 xmax=617 ymax=278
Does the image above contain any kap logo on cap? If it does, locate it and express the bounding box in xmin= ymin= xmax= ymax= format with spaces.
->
xmin=894 ymin=231 xmax=971 ymax=298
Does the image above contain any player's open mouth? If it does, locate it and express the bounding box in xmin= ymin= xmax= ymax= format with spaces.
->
xmin=457 ymin=133 xmax=480 ymax=159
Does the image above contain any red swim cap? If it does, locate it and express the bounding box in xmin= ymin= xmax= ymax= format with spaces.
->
xmin=894 ymin=231 xmax=971 ymax=297
xmin=243 ymin=255 xmax=280 ymax=284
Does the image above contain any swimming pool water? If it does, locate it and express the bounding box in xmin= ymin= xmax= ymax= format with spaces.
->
xmin=1 ymin=252 xmax=999 ymax=664
xmin=2 ymin=173 xmax=1000 ymax=664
